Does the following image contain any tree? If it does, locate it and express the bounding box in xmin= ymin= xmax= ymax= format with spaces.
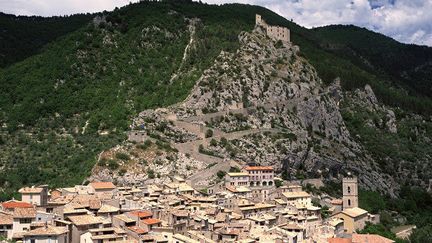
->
xmin=205 ymin=129 xmax=214 ymax=138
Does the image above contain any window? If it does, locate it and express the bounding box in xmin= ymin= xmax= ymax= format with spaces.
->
xmin=19 ymin=218 xmax=32 ymax=224
xmin=348 ymin=199 xmax=351 ymax=206
xmin=347 ymin=186 xmax=351 ymax=193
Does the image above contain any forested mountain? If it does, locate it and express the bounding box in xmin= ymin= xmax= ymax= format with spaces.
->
xmin=0 ymin=12 xmax=93 ymax=67
xmin=0 ymin=1 xmax=431 ymax=239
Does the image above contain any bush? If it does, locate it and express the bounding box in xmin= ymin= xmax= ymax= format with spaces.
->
xmin=216 ymin=170 xmax=226 ymax=179
xmin=108 ymin=160 xmax=119 ymax=170
xmin=205 ymin=129 xmax=214 ymax=138
xmin=115 ymin=152 xmax=130 ymax=161
xmin=147 ymin=169 xmax=155 ymax=179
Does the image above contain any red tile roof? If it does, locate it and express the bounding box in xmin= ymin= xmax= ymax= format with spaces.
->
xmin=130 ymin=210 xmax=152 ymax=218
xmin=89 ymin=182 xmax=116 ymax=190
xmin=244 ymin=166 xmax=273 ymax=171
xmin=142 ymin=218 xmax=161 ymax=225
xmin=1 ymin=200 xmax=33 ymax=209
xmin=128 ymin=226 xmax=148 ymax=234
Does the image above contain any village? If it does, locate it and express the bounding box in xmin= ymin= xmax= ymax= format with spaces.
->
xmin=0 ymin=14 xmax=421 ymax=243
xmin=0 ymin=167 xmax=405 ymax=243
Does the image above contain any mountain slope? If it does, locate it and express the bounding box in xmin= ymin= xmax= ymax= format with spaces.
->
xmin=0 ymin=1 xmax=431 ymax=200
xmin=0 ymin=13 xmax=93 ymax=67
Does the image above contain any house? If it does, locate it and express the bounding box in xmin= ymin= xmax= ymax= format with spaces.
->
xmin=22 ymin=225 xmax=69 ymax=243
xmin=89 ymin=182 xmax=117 ymax=195
xmin=19 ymin=185 xmax=49 ymax=207
xmin=0 ymin=211 xmax=13 ymax=239
xmin=282 ymin=191 xmax=311 ymax=207
xmin=225 ymin=172 xmax=250 ymax=187
xmin=332 ymin=207 xmax=368 ymax=234
xmin=1 ymin=200 xmax=33 ymax=212
xmin=67 ymin=214 xmax=103 ymax=243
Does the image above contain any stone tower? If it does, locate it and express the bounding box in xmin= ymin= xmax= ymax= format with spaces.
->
xmin=342 ymin=174 xmax=358 ymax=209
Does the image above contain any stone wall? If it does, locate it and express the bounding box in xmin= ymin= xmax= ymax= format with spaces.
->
xmin=255 ymin=14 xmax=290 ymax=42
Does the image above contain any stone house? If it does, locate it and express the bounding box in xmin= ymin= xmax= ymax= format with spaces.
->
xmin=22 ymin=225 xmax=69 ymax=243
xmin=19 ymin=185 xmax=49 ymax=207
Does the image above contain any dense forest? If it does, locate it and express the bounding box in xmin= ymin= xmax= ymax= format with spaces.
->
xmin=0 ymin=1 xmax=431 ymax=240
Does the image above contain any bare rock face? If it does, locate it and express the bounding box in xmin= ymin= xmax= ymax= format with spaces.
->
xmin=90 ymin=26 xmax=399 ymax=195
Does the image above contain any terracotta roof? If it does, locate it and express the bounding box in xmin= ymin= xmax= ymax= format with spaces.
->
xmin=130 ymin=210 xmax=152 ymax=218
xmin=127 ymin=226 xmax=148 ymax=234
xmin=13 ymin=208 xmax=36 ymax=218
xmin=68 ymin=215 xmax=102 ymax=226
xmin=282 ymin=191 xmax=310 ymax=199
xmin=1 ymin=200 xmax=33 ymax=209
xmin=328 ymin=238 xmax=352 ymax=243
xmin=244 ymin=166 xmax=273 ymax=171
xmin=18 ymin=187 xmax=44 ymax=194
xmin=341 ymin=207 xmax=368 ymax=218
xmin=23 ymin=225 xmax=68 ymax=236
xmin=142 ymin=218 xmax=161 ymax=225
xmin=0 ymin=212 xmax=13 ymax=225
xmin=352 ymin=234 xmax=395 ymax=243
xmin=89 ymin=182 xmax=116 ymax=190
xmin=172 ymin=210 xmax=188 ymax=217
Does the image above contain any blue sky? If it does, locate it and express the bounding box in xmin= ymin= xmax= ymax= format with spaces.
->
xmin=1 ymin=0 xmax=431 ymax=46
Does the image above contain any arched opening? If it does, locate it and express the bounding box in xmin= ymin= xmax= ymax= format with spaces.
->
xmin=250 ymin=181 xmax=254 ymax=187
xmin=348 ymin=199 xmax=351 ymax=206
xmin=347 ymin=186 xmax=351 ymax=193
xmin=262 ymin=181 xmax=267 ymax=186
xmin=256 ymin=181 xmax=261 ymax=186
xmin=269 ymin=181 xmax=273 ymax=186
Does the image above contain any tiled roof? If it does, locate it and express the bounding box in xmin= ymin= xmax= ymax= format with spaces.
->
xmin=18 ymin=187 xmax=44 ymax=194
xmin=89 ymin=182 xmax=116 ymax=190
xmin=127 ymin=226 xmax=148 ymax=234
xmin=328 ymin=238 xmax=352 ymax=243
xmin=1 ymin=200 xmax=33 ymax=209
xmin=130 ymin=210 xmax=152 ymax=218
xmin=282 ymin=191 xmax=310 ymax=199
xmin=244 ymin=166 xmax=273 ymax=171
xmin=142 ymin=218 xmax=161 ymax=225
xmin=341 ymin=207 xmax=368 ymax=218
xmin=352 ymin=233 xmax=395 ymax=243
xmin=0 ymin=212 xmax=13 ymax=225
xmin=98 ymin=204 xmax=120 ymax=214
xmin=68 ymin=215 xmax=102 ymax=226
xmin=113 ymin=214 xmax=135 ymax=223
xmin=13 ymin=208 xmax=36 ymax=218
xmin=23 ymin=225 xmax=68 ymax=236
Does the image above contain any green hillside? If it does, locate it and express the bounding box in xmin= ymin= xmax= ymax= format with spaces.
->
xmin=0 ymin=12 xmax=93 ymax=67
xmin=0 ymin=1 xmax=431 ymax=199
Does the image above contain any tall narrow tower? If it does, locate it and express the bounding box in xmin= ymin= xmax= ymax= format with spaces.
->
xmin=342 ymin=174 xmax=358 ymax=209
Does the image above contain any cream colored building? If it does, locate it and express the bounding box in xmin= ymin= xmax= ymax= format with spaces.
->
xmin=19 ymin=185 xmax=49 ymax=207
xmin=332 ymin=207 xmax=368 ymax=234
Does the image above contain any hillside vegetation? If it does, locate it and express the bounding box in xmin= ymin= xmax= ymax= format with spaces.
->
xmin=0 ymin=1 xmax=431 ymax=200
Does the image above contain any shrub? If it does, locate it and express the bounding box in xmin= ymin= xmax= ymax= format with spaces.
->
xmin=216 ymin=170 xmax=226 ymax=179
xmin=147 ymin=169 xmax=155 ymax=179
xmin=115 ymin=152 xmax=130 ymax=161
xmin=205 ymin=129 xmax=214 ymax=138
xmin=108 ymin=159 xmax=119 ymax=170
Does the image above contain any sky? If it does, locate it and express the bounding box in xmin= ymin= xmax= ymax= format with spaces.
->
xmin=1 ymin=0 xmax=431 ymax=46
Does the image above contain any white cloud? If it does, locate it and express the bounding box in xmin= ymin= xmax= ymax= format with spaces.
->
xmin=0 ymin=0 xmax=139 ymax=16
xmin=0 ymin=0 xmax=431 ymax=46
xmin=205 ymin=0 xmax=432 ymax=46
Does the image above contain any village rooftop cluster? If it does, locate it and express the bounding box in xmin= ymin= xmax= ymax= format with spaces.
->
xmin=0 ymin=166 xmax=404 ymax=243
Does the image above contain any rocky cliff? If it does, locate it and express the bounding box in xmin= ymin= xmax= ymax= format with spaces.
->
xmin=91 ymin=26 xmax=400 ymax=195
